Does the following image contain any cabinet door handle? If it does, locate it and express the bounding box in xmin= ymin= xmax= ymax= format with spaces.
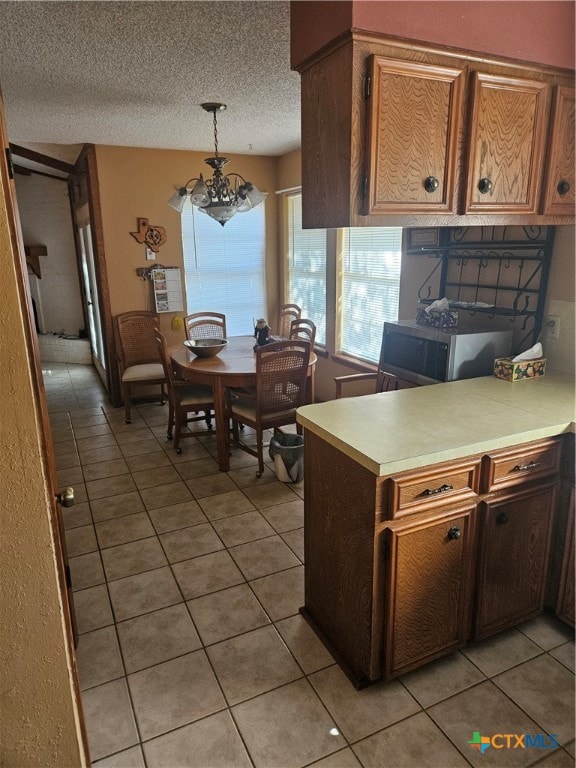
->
xmin=424 ymin=176 xmax=439 ymax=193
xmin=447 ymin=526 xmax=461 ymax=540
xmin=478 ymin=178 xmax=493 ymax=194
xmin=422 ymin=483 xmax=453 ymax=497
xmin=495 ymin=511 xmax=508 ymax=525
xmin=557 ymin=180 xmax=570 ymax=196
xmin=511 ymin=461 xmax=540 ymax=472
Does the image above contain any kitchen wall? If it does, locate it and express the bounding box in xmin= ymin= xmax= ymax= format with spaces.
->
xmin=94 ymin=145 xmax=279 ymax=348
xmin=543 ymin=226 xmax=576 ymax=374
xmin=291 ymin=1 xmax=575 ymax=70
xmin=15 ymin=173 xmax=84 ymax=336
xmin=399 ymin=225 xmax=576 ymax=374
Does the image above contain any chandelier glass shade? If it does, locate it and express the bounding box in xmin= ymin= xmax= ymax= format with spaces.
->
xmin=167 ymin=103 xmax=266 ymax=226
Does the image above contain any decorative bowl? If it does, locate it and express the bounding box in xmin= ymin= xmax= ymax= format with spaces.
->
xmin=183 ymin=338 xmax=228 ymax=358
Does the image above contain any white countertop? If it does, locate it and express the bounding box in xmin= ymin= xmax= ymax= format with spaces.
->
xmin=297 ymin=372 xmax=576 ymax=476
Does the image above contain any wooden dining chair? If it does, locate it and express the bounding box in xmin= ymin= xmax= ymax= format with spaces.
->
xmin=277 ymin=303 xmax=301 ymax=338
xmin=184 ymin=312 xmax=227 ymax=340
xmin=154 ymin=331 xmax=215 ymax=453
xmin=334 ymin=326 xmax=418 ymax=398
xmin=227 ymin=339 xmax=311 ymax=477
xmin=289 ymin=318 xmax=316 ymax=347
xmin=115 ymin=311 xmax=166 ymax=423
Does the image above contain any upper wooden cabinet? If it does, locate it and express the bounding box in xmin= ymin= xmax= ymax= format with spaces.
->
xmin=366 ymin=57 xmax=464 ymax=215
xmin=297 ymin=32 xmax=575 ymax=228
xmin=464 ymin=72 xmax=549 ymax=214
xmin=542 ymin=85 xmax=575 ymax=215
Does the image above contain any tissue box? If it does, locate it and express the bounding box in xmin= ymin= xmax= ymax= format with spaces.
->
xmin=416 ymin=305 xmax=458 ymax=330
xmin=493 ymin=357 xmax=547 ymax=382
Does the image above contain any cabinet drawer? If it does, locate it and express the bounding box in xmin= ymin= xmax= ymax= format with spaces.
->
xmin=482 ymin=438 xmax=562 ymax=492
xmin=389 ymin=459 xmax=481 ymax=518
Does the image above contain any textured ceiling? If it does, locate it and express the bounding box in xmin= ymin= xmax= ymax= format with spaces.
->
xmin=0 ymin=1 xmax=301 ymax=157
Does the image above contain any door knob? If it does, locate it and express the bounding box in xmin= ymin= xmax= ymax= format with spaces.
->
xmin=56 ymin=486 xmax=75 ymax=508
xmin=478 ymin=178 xmax=493 ymax=194
xmin=447 ymin=526 xmax=461 ymax=541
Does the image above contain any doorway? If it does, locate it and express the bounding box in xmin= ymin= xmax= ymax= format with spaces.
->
xmin=11 ymin=142 xmax=116 ymax=401
xmin=12 ymin=145 xmax=94 ymax=367
xmin=76 ymin=202 xmax=106 ymax=380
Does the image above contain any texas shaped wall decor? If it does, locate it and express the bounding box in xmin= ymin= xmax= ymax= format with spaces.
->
xmin=130 ymin=217 xmax=167 ymax=253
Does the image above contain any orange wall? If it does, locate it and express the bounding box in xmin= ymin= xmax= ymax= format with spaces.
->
xmin=278 ymin=148 xmax=302 ymax=191
xmin=94 ymin=145 xmax=279 ymax=345
xmin=291 ymin=1 xmax=575 ymax=70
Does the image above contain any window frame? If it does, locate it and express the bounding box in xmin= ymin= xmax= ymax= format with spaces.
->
xmin=283 ymin=190 xmax=402 ymax=365
xmin=284 ymin=191 xmax=328 ymax=347
xmin=336 ymin=225 xmax=402 ymax=363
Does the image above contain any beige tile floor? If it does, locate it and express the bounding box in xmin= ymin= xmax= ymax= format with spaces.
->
xmin=46 ymin=364 xmax=575 ymax=768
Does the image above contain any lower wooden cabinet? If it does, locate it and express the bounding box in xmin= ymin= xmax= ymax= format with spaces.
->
xmin=474 ymin=482 xmax=556 ymax=640
xmin=384 ymin=503 xmax=476 ymax=678
xmin=303 ymin=430 xmax=567 ymax=687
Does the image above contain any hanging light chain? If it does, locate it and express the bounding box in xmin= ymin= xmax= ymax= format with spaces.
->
xmin=166 ymin=102 xmax=266 ymax=225
xmin=212 ymin=108 xmax=219 ymax=158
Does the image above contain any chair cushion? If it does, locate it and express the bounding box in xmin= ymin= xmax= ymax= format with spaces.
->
xmin=180 ymin=385 xmax=214 ymax=407
xmin=231 ymin=399 xmax=295 ymax=423
xmin=122 ymin=363 xmax=165 ymax=382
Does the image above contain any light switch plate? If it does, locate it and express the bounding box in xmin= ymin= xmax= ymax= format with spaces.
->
xmin=544 ymin=315 xmax=560 ymax=339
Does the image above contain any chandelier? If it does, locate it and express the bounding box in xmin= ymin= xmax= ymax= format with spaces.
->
xmin=167 ymin=103 xmax=266 ymax=226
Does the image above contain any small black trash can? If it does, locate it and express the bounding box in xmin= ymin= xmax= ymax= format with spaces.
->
xmin=269 ymin=433 xmax=304 ymax=483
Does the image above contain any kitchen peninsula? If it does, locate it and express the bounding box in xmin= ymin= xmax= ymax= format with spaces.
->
xmin=297 ymin=373 xmax=575 ymax=687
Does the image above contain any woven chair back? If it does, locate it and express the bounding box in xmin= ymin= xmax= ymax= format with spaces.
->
xmin=154 ymin=330 xmax=176 ymax=392
xmin=289 ymin=318 xmax=316 ymax=347
xmin=256 ymin=340 xmax=311 ymax=419
xmin=116 ymin=311 xmax=161 ymax=368
xmin=184 ymin=312 xmax=227 ymax=340
xmin=278 ymin=303 xmax=301 ymax=338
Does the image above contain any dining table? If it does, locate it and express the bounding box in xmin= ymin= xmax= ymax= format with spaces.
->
xmin=170 ymin=335 xmax=316 ymax=472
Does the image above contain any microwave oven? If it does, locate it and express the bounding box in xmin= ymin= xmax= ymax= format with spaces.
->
xmin=381 ymin=321 xmax=514 ymax=384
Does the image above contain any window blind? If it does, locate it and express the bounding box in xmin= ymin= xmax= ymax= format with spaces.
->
xmin=287 ymin=194 xmax=326 ymax=345
xmin=339 ymin=227 xmax=402 ymax=362
xmin=181 ymin=202 xmax=266 ymax=336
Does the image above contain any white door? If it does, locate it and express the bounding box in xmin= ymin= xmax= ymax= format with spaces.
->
xmin=76 ymin=203 xmax=105 ymax=376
